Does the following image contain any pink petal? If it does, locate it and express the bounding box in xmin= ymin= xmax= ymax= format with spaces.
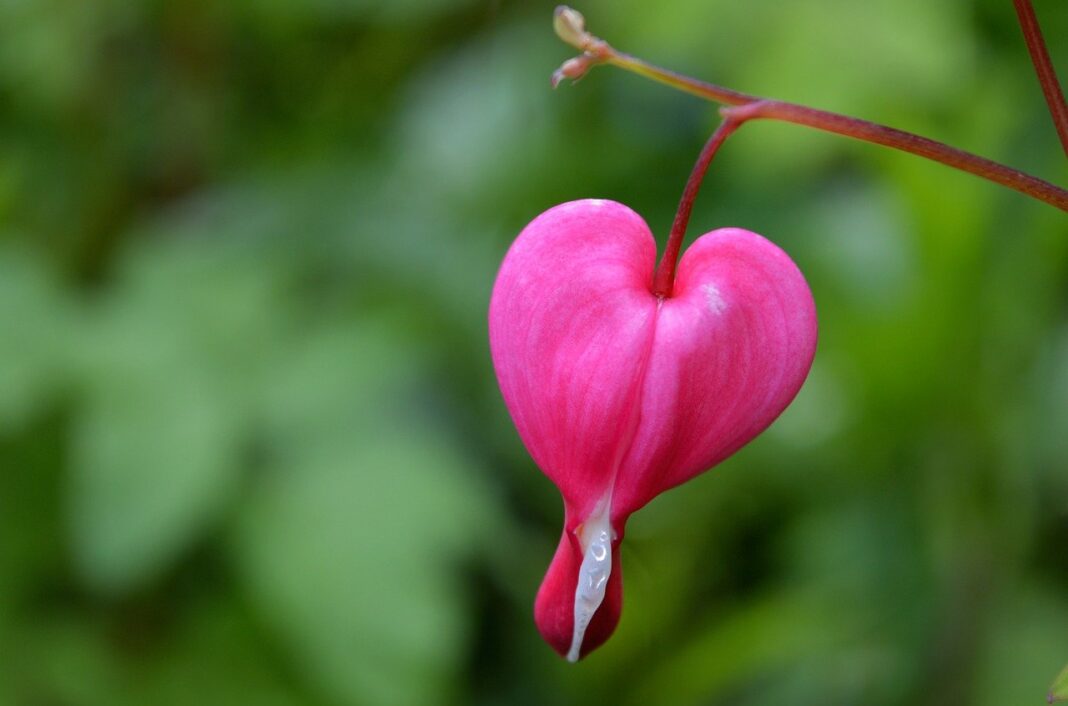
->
xmin=612 ymin=227 xmax=818 ymax=517
xmin=489 ymin=200 xmax=658 ymax=522
xmin=489 ymin=201 xmax=817 ymax=659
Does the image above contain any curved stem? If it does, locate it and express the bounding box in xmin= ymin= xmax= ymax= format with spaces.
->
xmin=1012 ymin=0 xmax=1068 ymax=157
xmin=721 ymin=101 xmax=1068 ymax=210
xmin=653 ymin=118 xmax=742 ymax=297
xmin=552 ymin=7 xmax=1068 ymax=213
xmin=607 ymin=50 xmax=756 ymax=107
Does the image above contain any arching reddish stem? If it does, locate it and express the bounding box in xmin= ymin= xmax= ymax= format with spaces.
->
xmin=1012 ymin=0 xmax=1068 ymax=157
xmin=722 ymin=100 xmax=1068 ymax=209
xmin=651 ymin=93 xmax=1068 ymax=295
xmin=552 ymin=6 xmax=1068 ymax=213
xmin=652 ymin=118 xmax=742 ymax=297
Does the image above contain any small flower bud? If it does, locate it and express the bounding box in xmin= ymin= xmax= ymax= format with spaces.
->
xmin=553 ymin=6 xmax=590 ymax=49
xmin=551 ymin=56 xmax=590 ymax=88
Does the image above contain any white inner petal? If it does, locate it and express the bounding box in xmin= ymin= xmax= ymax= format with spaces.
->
xmin=566 ymin=494 xmax=614 ymax=662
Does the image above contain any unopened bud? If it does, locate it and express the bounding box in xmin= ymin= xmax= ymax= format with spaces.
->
xmin=554 ymin=6 xmax=589 ymax=49
xmin=551 ymin=56 xmax=590 ymax=88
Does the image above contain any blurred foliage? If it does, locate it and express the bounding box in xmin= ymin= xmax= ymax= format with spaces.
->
xmin=1052 ymin=662 xmax=1068 ymax=702
xmin=0 ymin=0 xmax=1066 ymax=705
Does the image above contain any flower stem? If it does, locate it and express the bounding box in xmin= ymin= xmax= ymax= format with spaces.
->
xmin=552 ymin=6 xmax=1068 ymax=213
xmin=720 ymin=100 xmax=1068 ymax=209
xmin=653 ymin=118 xmax=742 ymax=297
xmin=1012 ymin=0 xmax=1068 ymax=157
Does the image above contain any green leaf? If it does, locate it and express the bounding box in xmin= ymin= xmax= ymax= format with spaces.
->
xmin=68 ymin=239 xmax=285 ymax=593
xmin=626 ymin=591 xmax=838 ymax=706
xmin=0 ymin=607 xmax=133 ymax=706
xmin=0 ymin=247 xmax=69 ymax=429
xmin=69 ymin=364 xmax=244 ymax=592
xmin=1050 ymin=664 xmax=1068 ymax=703
xmin=234 ymin=326 xmax=494 ymax=706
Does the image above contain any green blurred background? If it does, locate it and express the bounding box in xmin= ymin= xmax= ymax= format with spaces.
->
xmin=1 ymin=0 xmax=1066 ymax=704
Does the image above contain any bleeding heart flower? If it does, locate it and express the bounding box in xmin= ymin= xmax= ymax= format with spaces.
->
xmin=489 ymin=199 xmax=817 ymax=661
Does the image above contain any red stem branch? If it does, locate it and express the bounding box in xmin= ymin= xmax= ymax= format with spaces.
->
xmin=551 ymin=7 xmax=1068 ymax=213
xmin=721 ymin=101 xmax=1068 ymax=210
xmin=1013 ymin=0 xmax=1068 ymax=157
xmin=600 ymin=50 xmax=1068 ymax=212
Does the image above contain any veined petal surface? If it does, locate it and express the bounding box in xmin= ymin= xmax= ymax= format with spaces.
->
xmin=489 ymin=200 xmax=658 ymax=521
xmin=612 ymin=228 xmax=818 ymax=517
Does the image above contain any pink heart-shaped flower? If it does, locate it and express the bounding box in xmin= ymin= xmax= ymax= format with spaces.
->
xmin=489 ymin=199 xmax=817 ymax=660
